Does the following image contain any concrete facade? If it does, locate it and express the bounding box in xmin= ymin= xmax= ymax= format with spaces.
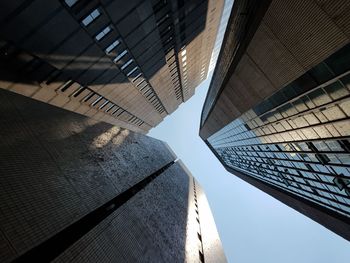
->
xmin=200 ymin=0 xmax=350 ymax=139
xmin=0 ymin=89 xmax=226 ymax=262
xmin=200 ymin=0 xmax=350 ymax=240
xmin=0 ymin=0 xmax=224 ymax=134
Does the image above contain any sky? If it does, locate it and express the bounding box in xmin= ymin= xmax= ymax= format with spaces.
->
xmin=148 ymin=75 xmax=350 ymax=263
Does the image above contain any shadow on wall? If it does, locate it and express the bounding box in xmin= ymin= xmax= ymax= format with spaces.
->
xmin=0 ymin=0 xmax=208 ymax=87
xmin=0 ymin=88 xmax=179 ymax=262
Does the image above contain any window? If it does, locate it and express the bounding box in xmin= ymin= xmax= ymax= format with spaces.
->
xmin=121 ymin=59 xmax=133 ymax=70
xmin=59 ymin=80 xmax=74 ymax=92
xmin=315 ymin=153 xmax=330 ymax=165
xmin=83 ymin=92 xmax=95 ymax=102
xmin=91 ymin=96 xmax=102 ymax=106
xmin=105 ymin=104 xmax=115 ymax=113
xmin=114 ymin=50 xmax=127 ymax=63
xmin=140 ymin=84 xmax=149 ymax=91
xmin=132 ymin=73 xmax=142 ymax=82
xmin=99 ymin=100 xmax=109 ymax=109
xmin=324 ymin=81 xmax=349 ymax=100
xmin=136 ymin=79 xmax=146 ymax=87
xmin=338 ymin=140 xmax=350 ymax=152
xmin=65 ymin=0 xmax=78 ymax=7
xmin=105 ymin=39 xmax=120 ymax=54
xmin=127 ymin=67 xmax=138 ymax=77
xmin=308 ymin=88 xmax=331 ymax=106
xmin=112 ymin=107 xmax=121 ymax=115
xmin=305 ymin=163 xmax=314 ymax=172
xmin=82 ymin=9 xmax=100 ymax=26
xmin=325 ymin=43 xmax=350 ymax=75
xmin=333 ymin=174 xmax=350 ymax=191
xmin=72 ymin=86 xmax=85 ymax=97
xmin=95 ymin=25 xmax=112 ymax=41
xmin=309 ymin=62 xmax=334 ymax=84
xmin=157 ymin=14 xmax=169 ymax=26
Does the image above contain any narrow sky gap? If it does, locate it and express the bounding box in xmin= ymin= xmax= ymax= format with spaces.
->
xmin=149 ymin=1 xmax=350 ymax=261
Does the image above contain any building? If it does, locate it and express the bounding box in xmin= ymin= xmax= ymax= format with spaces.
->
xmin=200 ymin=0 xmax=350 ymax=240
xmin=0 ymin=88 xmax=226 ymax=263
xmin=0 ymin=0 xmax=223 ymax=134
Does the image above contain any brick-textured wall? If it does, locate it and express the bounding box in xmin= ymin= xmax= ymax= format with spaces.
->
xmin=53 ymin=162 xmax=227 ymax=263
xmin=53 ymin=162 xmax=191 ymax=263
xmin=0 ymin=89 xmax=175 ymax=262
xmin=0 ymin=89 xmax=226 ymax=262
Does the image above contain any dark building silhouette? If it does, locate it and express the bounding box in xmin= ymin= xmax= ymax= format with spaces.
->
xmin=0 ymin=0 xmax=223 ymax=133
xmin=0 ymin=1 xmax=228 ymax=261
xmin=200 ymin=0 xmax=350 ymax=240
xmin=0 ymin=88 xmax=226 ymax=263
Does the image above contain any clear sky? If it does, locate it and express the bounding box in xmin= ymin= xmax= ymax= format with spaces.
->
xmin=149 ymin=75 xmax=350 ymax=263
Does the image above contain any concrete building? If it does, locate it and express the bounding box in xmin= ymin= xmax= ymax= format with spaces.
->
xmin=200 ymin=0 xmax=350 ymax=240
xmin=0 ymin=0 xmax=223 ymax=134
xmin=0 ymin=88 xmax=226 ymax=263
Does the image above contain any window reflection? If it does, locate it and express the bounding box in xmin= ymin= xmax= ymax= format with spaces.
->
xmin=208 ymin=44 xmax=350 ymax=217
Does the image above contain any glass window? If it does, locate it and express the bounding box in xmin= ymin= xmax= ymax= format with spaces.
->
xmin=301 ymin=96 xmax=315 ymax=109
xmin=91 ymin=96 xmax=102 ymax=106
xmin=95 ymin=25 xmax=111 ymax=41
xmin=279 ymin=103 xmax=294 ymax=118
xmin=126 ymin=66 xmax=138 ymax=77
xmin=253 ymin=99 xmax=273 ymax=116
xmin=282 ymin=84 xmax=298 ymax=100
xmin=303 ymin=113 xmax=319 ymax=125
xmin=325 ymin=44 xmax=350 ymax=75
xmin=136 ymin=79 xmax=146 ymax=87
xmin=105 ymin=39 xmax=120 ymax=54
xmin=338 ymin=140 xmax=350 ymax=152
xmin=293 ymin=98 xmax=308 ymax=112
xmin=340 ymin=74 xmax=350 ymax=87
xmin=121 ymin=59 xmax=133 ymax=70
xmin=308 ymin=88 xmax=332 ymax=106
xmin=292 ymin=73 xmax=317 ymax=95
xmin=324 ymin=81 xmax=349 ymax=100
xmin=309 ymin=62 xmax=334 ymax=84
xmin=65 ymin=0 xmax=78 ymax=7
xmin=269 ymin=91 xmax=287 ymax=108
xmin=132 ymin=73 xmax=142 ymax=82
xmin=82 ymin=9 xmax=100 ymax=26
xmin=114 ymin=50 xmax=128 ymax=63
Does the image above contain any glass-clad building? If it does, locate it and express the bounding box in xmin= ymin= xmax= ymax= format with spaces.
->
xmin=200 ymin=0 xmax=350 ymax=240
xmin=0 ymin=0 xmax=224 ymax=134
xmin=208 ymin=44 xmax=350 ymax=218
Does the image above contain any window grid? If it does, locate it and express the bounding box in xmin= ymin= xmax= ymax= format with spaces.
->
xmin=77 ymin=4 xmax=167 ymax=115
xmin=208 ymin=44 xmax=350 ymax=218
xmin=82 ymin=8 xmax=100 ymax=26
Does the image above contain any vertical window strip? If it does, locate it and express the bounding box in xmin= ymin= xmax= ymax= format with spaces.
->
xmin=82 ymin=8 xmax=100 ymax=26
xmin=95 ymin=25 xmax=112 ymax=41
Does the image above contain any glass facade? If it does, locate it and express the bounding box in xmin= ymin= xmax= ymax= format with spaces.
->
xmin=208 ymin=44 xmax=350 ymax=217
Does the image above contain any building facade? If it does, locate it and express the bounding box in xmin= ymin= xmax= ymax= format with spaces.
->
xmin=200 ymin=0 xmax=350 ymax=240
xmin=0 ymin=0 xmax=223 ymax=134
xmin=0 ymin=88 xmax=226 ymax=263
